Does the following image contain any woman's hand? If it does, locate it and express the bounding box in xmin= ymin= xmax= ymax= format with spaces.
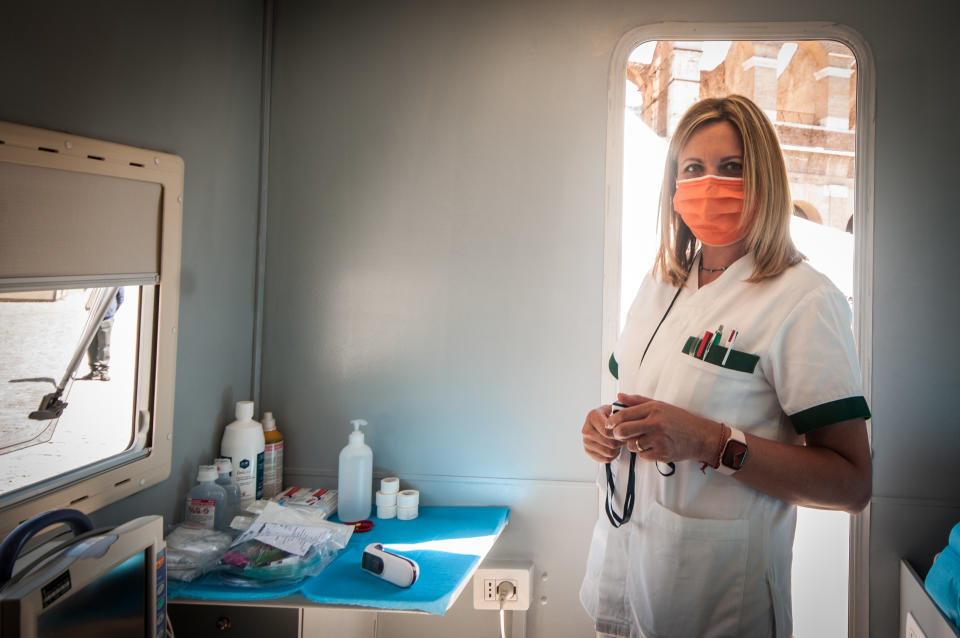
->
xmin=581 ymin=404 xmax=623 ymax=463
xmin=606 ymin=393 xmax=718 ymax=464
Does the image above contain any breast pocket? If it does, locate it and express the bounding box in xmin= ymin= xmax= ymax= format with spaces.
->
xmin=627 ymin=500 xmax=749 ymax=637
xmin=655 ymin=349 xmax=772 ymax=431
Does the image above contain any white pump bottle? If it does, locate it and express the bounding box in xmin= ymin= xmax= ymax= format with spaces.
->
xmin=337 ymin=419 xmax=372 ymax=522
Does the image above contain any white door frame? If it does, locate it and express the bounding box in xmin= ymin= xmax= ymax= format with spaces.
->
xmin=600 ymin=22 xmax=875 ymax=638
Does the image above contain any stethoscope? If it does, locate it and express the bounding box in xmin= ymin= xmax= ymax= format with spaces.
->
xmin=604 ymin=282 xmax=683 ymax=528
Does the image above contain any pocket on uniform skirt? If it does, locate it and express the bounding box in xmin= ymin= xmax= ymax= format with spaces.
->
xmin=626 ymin=500 xmax=749 ymax=638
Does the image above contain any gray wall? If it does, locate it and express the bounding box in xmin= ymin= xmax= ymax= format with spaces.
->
xmin=263 ymin=0 xmax=960 ymax=636
xmin=3 ymin=0 xmax=959 ymax=636
xmin=0 ymin=0 xmax=265 ymax=529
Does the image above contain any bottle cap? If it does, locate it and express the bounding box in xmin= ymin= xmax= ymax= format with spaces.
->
xmin=197 ymin=465 xmax=218 ymax=482
xmin=236 ymin=401 xmax=255 ymax=421
xmin=262 ymin=411 xmax=276 ymax=431
xmin=215 ymin=458 xmax=232 ymax=474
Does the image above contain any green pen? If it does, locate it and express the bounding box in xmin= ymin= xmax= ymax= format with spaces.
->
xmin=702 ymin=325 xmax=723 ymax=360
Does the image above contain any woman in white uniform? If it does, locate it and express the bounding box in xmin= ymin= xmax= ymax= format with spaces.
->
xmin=579 ymin=95 xmax=871 ymax=638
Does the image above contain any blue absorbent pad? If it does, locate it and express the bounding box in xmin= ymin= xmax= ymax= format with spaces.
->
xmin=302 ymin=506 xmax=510 ymax=614
xmin=168 ymin=506 xmax=510 ymax=615
xmin=925 ymin=523 xmax=960 ymax=628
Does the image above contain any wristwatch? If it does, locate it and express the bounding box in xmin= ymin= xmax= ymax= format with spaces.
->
xmin=717 ymin=426 xmax=748 ymax=475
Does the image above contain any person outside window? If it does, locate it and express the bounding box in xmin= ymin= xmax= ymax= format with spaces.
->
xmin=80 ymin=288 xmax=124 ymax=382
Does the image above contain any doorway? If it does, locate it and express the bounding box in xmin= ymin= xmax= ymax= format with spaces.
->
xmin=612 ymin=35 xmax=868 ymax=637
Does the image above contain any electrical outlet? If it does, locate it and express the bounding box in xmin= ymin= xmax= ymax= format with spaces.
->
xmin=472 ymin=560 xmax=533 ymax=610
xmin=483 ymin=578 xmax=518 ymax=602
xmin=905 ymin=612 xmax=927 ymax=638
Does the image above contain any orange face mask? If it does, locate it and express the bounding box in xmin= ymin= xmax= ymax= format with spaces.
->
xmin=672 ymin=175 xmax=748 ymax=247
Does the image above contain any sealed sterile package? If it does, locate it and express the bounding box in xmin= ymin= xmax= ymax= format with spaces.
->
xmin=165 ymin=523 xmax=233 ymax=582
xmin=217 ymin=501 xmax=353 ymax=586
xmin=273 ymin=487 xmax=338 ymax=517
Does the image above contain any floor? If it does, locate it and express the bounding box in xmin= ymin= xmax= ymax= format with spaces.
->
xmin=0 ymin=287 xmax=136 ymax=496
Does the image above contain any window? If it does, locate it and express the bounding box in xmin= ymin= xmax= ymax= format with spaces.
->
xmin=0 ymin=121 xmax=183 ymax=536
xmin=602 ymin=23 xmax=875 ymax=636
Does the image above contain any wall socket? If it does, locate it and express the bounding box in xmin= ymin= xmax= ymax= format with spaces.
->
xmin=472 ymin=560 xmax=534 ymax=611
xmin=905 ymin=612 xmax=927 ymax=638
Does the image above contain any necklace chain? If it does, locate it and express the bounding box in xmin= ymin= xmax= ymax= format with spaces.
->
xmin=699 ymin=262 xmax=728 ymax=273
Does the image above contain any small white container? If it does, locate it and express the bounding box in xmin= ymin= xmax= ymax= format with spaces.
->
xmin=376 ymin=491 xmax=397 ymax=507
xmin=397 ymin=489 xmax=419 ymax=508
xmin=380 ymin=477 xmax=400 ymax=494
xmin=397 ymin=506 xmax=419 ymax=521
xmin=377 ymin=505 xmax=397 ymax=519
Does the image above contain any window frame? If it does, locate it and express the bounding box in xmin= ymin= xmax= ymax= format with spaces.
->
xmin=0 ymin=121 xmax=183 ymax=538
xmin=601 ymin=22 xmax=875 ymax=637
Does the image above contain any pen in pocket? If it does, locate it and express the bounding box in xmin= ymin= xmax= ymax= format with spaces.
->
xmin=695 ymin=331 xmax=712 ymax=359
xmin=720 ymin=329 xmax=739 ymax=366
xmin=702 ymin=325 xmax=723 ymax=360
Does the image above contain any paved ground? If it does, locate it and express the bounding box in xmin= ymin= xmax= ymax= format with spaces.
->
xmin=1 ymin=288 xmax=136 ymax=495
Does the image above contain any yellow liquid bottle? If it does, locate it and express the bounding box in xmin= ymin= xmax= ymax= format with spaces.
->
xmin=261 ymin=411 xmax=284 ymax=498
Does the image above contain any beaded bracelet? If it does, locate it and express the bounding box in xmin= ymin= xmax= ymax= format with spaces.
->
xmin=700 ymin=422 xmax=729 ymax=474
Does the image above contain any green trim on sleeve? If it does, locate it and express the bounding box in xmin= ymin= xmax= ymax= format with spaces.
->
xmin=609 ymin=353 xmax=618 ymax=380
xmin=790 ymin=396 xmax=871 ymax=434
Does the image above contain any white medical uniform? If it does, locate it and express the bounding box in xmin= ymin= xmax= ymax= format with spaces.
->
xmin=580 ymin=253 xmax=870 ymax=638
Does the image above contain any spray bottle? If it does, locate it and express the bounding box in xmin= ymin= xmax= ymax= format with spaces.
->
xmin=260 ymin=411 xmax=284 ymax=499
xmin=337 ymin=419 xmax=372 ymax=522
xmin=220 ymin=400 xmax=265 ymax=509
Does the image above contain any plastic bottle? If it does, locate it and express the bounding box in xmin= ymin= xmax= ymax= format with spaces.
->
xmin=184 ymin=465 xmax=227 ymax=530
xmin=260 ymin=411 xmax=284 ymax=499
xmin=214 ymin=457 xmax=242 ymax=531
xmin=220 ymin=400 xmax=265 ymax=509
xmin=337 ymin=419 xmax=372 ymax=522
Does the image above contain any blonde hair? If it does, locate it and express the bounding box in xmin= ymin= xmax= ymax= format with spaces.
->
xmin=652 ymin=95 xmax=802 ymax=286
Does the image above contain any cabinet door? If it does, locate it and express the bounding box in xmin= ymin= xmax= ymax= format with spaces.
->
xmin=169 ymin=603 xmax=300 ymax=638
xmin=301 ymin=607 xmax=377 ymax=637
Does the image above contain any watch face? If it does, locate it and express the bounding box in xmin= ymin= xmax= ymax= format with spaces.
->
xmin=721 ymin=440 xmax=748 ymax=470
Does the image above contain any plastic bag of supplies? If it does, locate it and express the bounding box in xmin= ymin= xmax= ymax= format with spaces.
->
xmin=217 ymin=500 xmax=353 ymax=586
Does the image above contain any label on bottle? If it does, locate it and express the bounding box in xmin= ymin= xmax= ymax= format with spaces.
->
xmin=263 ymin=441 xmax=284 ymax=498
xmin=256 ymin=451 xmax=264 ymax=500
xmin=227 ymin=454 xmax=261 ymax=508
xmin=185 ymin=498 xmax=216 ymax=529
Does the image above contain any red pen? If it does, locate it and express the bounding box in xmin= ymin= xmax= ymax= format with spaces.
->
xmin=695 ymin=331 xmax=712 ymax=359
xmin=721 ymin=329 xmax=738 ymax=366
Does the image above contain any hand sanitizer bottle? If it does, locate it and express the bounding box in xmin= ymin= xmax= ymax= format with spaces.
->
xmin=337 ymin=419 xmax=372 ymax=522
